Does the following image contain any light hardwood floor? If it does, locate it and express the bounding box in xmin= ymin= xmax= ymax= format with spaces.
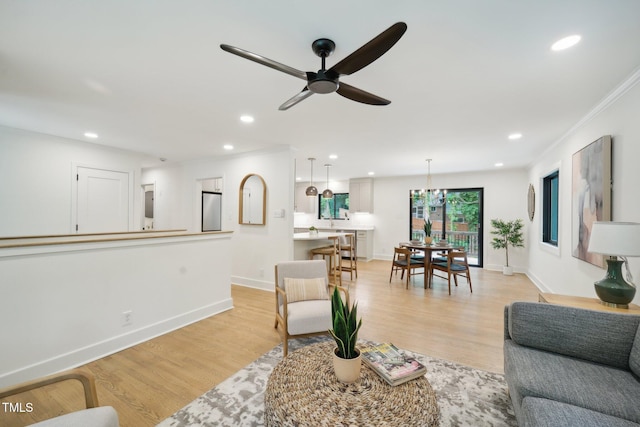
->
xmin=3 ymin=260 xmax=539 ymax=427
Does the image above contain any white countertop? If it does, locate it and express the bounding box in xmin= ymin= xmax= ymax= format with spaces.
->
xmin=293 ymin=232 xmax=351 ymax=241
xmin=294 ymin=226 xmax=374 ymax=231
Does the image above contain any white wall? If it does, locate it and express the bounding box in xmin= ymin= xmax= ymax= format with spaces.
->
xmin=0 ymin=234 xmax=232 ymax=387
xmin=371 ymin=169 xmax=529 ymax=271
xmin=0 ymin=126 xmax=150 ymax=236
xmin=142 ymin=147 xmax=295 ymax=290
xmin=527 ymin=72 xmax=640 ymax=303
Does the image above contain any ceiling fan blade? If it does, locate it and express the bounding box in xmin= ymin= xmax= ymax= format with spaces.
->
xmin=220 ymin=44 xmax=307 ymax=80
xmin=328 ymin=22 xmax=407 ymax=76
xmin=336 ymin=82 xmax=390 ymax=105
xmin=279 ymin=88 xmax=314 ymax=110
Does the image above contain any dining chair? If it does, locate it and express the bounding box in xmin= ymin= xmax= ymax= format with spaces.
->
xmin=389 ymin=247 xmax=424 ymax=289
xmin=274 ymin=260 xmax=349 ymax=356
xmin=429 ymin=250 xmax=472 ymax=295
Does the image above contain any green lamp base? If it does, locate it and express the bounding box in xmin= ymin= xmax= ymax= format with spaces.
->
xmin=594 ymin=259 xmax=636 ymax=309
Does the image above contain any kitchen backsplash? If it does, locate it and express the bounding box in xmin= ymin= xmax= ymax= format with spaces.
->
xmin=293 ymin=212 xmax=374 ymax=229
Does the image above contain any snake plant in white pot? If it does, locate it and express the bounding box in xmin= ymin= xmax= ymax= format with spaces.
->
xmin=329 ymin=286 xmax=362 ymax=383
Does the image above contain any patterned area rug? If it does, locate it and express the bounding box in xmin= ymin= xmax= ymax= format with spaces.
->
xmin=158 ymin=337 xmax=516 ymax=427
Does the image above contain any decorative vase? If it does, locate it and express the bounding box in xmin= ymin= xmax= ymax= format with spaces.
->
xmin=594 ymin=259 xmax=636 ymax=308
xmin=332 ymin=348 xmax=361 ymax=383
xmin=424 ymin=236 xmax=433 ymax=245
xmin=503 ymin=266 xmax=514 ymax=276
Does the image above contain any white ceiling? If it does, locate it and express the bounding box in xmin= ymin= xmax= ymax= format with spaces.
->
xmin=1 ymin=1 xmax=640 ymax=181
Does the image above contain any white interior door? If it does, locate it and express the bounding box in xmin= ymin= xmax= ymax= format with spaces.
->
xmin=77 ymin=167 xmax=130 ymax=233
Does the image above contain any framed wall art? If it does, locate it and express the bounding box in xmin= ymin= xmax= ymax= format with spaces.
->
xmin=571 ymin=135 xmax=612 ymax=268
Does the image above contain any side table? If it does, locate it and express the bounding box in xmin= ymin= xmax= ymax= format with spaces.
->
xmin=539 ymin=293 xmax=640 ymax=314
xmin=264 ymin=341 xmax=439 ymax=426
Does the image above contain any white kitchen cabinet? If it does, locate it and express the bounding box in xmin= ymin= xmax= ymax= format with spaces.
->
xmin=203 ymin=177 xmax=223 ymax=193
xmin=349 ymin=179 xmax=373 ymax=213
xmin=356 ymin=230 xmax=374 ymax=260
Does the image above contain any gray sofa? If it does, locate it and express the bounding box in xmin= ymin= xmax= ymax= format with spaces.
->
xmin=504 ymin=301 xmax=640 ymax=427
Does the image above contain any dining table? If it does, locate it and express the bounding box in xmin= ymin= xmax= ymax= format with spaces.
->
xmin=400 ymin=241 xmax=458 ymax=289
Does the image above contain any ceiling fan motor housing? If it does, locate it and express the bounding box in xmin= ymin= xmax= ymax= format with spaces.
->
xmin=307 ymin=70 xmax=339 ymax=94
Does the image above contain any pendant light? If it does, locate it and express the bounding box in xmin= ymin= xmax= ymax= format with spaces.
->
xmin=322 ymin=164 xmax=333 ymax=199
xmin=305 ymin=158 xmax=318 ymax=196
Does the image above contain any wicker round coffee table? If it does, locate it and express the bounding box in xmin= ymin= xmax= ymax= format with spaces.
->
xmin=264 ymin=341 xmax=439 ymax=426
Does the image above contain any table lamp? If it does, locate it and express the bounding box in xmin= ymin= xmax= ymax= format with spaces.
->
xmin=587 ymin=221 xmax=640 ymax=308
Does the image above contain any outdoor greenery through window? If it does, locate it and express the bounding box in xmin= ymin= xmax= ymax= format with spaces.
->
xmin=319 ymin=193 xmax=349 ymax=219
xmin=410 ymin=188 xmax=483 ymax=266
xmin=542 ymin=170 xmax=559 ymax=246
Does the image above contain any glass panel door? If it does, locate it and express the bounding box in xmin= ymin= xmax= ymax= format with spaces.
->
xmin=443 ymin=189 xmax=483 ymax=267
xmin=409 ymin=188 xmax=483 ymax=267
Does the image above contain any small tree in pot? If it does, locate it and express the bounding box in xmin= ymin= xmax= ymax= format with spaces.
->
xmin=490 ymin=218 xmax=524 ymax=275
xmin=328 ymin=287 xmax=362 ymax=383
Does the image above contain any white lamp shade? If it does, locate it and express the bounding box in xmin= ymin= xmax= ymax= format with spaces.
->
xmin=587 ymin=222 xmax=640 ymax=257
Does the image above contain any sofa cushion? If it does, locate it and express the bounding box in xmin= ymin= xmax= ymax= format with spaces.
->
xmin=508 ymin=302 xmax=639 ymax=369
xmin=31 ymin=406 xmax=119 ymax=427
xmin=630 ymin=325 xmax=640 ymax=378
xmin=504 ymin=340 xmax=640 ymax=423
xmin=521 ymin=397 xmax=640 ymax=427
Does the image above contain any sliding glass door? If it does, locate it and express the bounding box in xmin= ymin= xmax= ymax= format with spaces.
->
xmin=410 ymin=188 xmax=483 ymax=267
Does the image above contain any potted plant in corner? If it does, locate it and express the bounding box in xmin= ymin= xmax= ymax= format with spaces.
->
xmin=423 ymin=218 xmax=433 ymax=245
xmin=490 ymin=218 xmax=525 ymax=275
xmin=328 ymin=286 xmax=363 ymax=383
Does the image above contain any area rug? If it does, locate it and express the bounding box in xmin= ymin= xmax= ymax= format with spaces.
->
xmin=158 ymin=336 xmax=516 ymax=427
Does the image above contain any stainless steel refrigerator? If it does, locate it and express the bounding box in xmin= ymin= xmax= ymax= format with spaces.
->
xmin=202 ymin=191 xmax=222 ymax=231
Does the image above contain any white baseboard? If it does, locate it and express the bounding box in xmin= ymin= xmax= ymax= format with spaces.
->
xmin=0 ymin=299 xmax=233 ymax=387
xmin=232 ymin=275 xmax=273 ymax=291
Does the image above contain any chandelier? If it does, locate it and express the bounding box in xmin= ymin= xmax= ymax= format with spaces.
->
xmin=425 ymin=159 xmax=446 ymax=207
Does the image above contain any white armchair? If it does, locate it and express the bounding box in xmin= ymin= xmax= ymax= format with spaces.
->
xmin=274 ymin=260 xmax=349 ymax=356
xmin=0 ymin=369 xmax=118 ymax=427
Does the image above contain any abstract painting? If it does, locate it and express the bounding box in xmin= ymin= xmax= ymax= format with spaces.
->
xmin=571 ymin=135 xmax=612 ymax=267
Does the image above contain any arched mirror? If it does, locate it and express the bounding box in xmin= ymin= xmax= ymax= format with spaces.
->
xmin=239 ymin=174 xmax=266 ymax=225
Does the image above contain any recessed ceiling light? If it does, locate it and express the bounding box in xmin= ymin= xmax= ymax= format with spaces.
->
xmin=223 ymin=144 xmax=234 ymax=150
xmin=508 ymin=133 xmax=522 ymax=140
xmin=495 ymin=162 xmax=504 ymax=167
xmin=329 ymin=154 xmax=338 ymax=160
xmin=296 ymin=176 xmax=301 ymax=181
xmin=84 ymin=132 xmax=98 ymax=139
xmin=368 ymin=171 xmax=375 ymax=176
xmin=240 ymin=115 xmax=254 ymax=123
xmin=551 ymin=35 xmax=581 ymax=51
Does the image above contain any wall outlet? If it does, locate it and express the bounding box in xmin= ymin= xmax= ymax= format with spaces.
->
xmin=122 ymin=310 xmax=133 ymax=327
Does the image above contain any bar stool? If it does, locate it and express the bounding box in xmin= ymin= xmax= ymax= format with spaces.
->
xmin=339 ymin=233 xmax=358 ymax=280
xmin=309 ymin=236 xmax=342 ymax=285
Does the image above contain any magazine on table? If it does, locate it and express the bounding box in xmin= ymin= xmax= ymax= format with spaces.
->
xmin=360 ymin=342 xmax=427 ymax=386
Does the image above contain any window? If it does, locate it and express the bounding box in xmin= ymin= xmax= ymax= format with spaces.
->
xmin=542 ymin=170 xmax=559 ymax=246
xmin=318 ymin=193 xmax=349 ymax=219
xmin=409 ymin=188 xmax=484 ymax=267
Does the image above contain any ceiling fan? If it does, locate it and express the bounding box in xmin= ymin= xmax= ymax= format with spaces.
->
xmin=220 ymin=22 xmax=407 ymax=110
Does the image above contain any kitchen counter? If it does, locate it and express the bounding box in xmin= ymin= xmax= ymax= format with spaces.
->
xmin=294 ymin=226 xmax=374 ymax=232
xmin=293 ymin=231 xmax=351 ymax=240
xmin=293 ymin=232 xmax=351 ymax=260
